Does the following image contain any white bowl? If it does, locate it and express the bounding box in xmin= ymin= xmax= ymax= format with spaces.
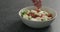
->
xmin=18 ymin=6 xmax=57 ymax=28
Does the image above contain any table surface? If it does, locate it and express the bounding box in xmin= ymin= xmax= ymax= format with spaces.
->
xmin=0 ymin=0 xmax=60 ymax=32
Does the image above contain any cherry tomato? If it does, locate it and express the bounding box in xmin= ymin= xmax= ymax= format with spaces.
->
xmin=31 ymin=13 xmax=35 ymax=18
xmin=48 ymin=14 xmax=52 ymax=17
xmin=27 ymin=13 xmax=35 ymax=18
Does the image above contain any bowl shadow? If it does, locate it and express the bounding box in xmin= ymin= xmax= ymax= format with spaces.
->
xmin=17 ymin=20 xmax=51 ymax=32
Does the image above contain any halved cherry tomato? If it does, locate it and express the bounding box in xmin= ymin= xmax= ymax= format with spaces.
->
xmin=27 ymin=12 xmax=35 ymax=18
xmin=48 ymin=14 xmax=52 ymax=17
xmin=27 ymin=12 xmax=40 ymax=18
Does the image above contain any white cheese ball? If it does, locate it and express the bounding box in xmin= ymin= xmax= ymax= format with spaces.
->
xmin=30 ymin=17 xmax=42 ymax=21
xmin=27 ymin=10 xmax=30 ymax=14
xmin=48 ymin=17 xmax=52 ymax=20
xmin=31 ymin=10 xmax=36 ymax=13
xmin=38 ymin=11 xmax=48 ymax=16
xmin=28 ymin=16 xmax=32 ymax=19
xmin=38 ymin=11 xmax=44 ymax=16
xmin=44 ymin=11 xmax=48 ymax=15
xmin=39 ymin=11 xmax=44 ymax=14
xmin=42 ymin=16 xmax=48 ymax=21
xmin=23 ymin=14 xmax=29 ymax=19
xmin=30 ymin=18 xmax=38 ymax=21
xmin=36 ymin=17 xmax=41 ymax=21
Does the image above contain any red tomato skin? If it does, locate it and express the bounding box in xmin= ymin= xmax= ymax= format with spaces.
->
xmin=48 ymin=14 xmax=52 ymax=17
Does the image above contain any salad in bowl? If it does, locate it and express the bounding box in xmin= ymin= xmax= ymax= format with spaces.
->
xmin=19 ymin=6 xmax=57 ymax=28
xmin=21 ymin=8 xmax=53 ymax=21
